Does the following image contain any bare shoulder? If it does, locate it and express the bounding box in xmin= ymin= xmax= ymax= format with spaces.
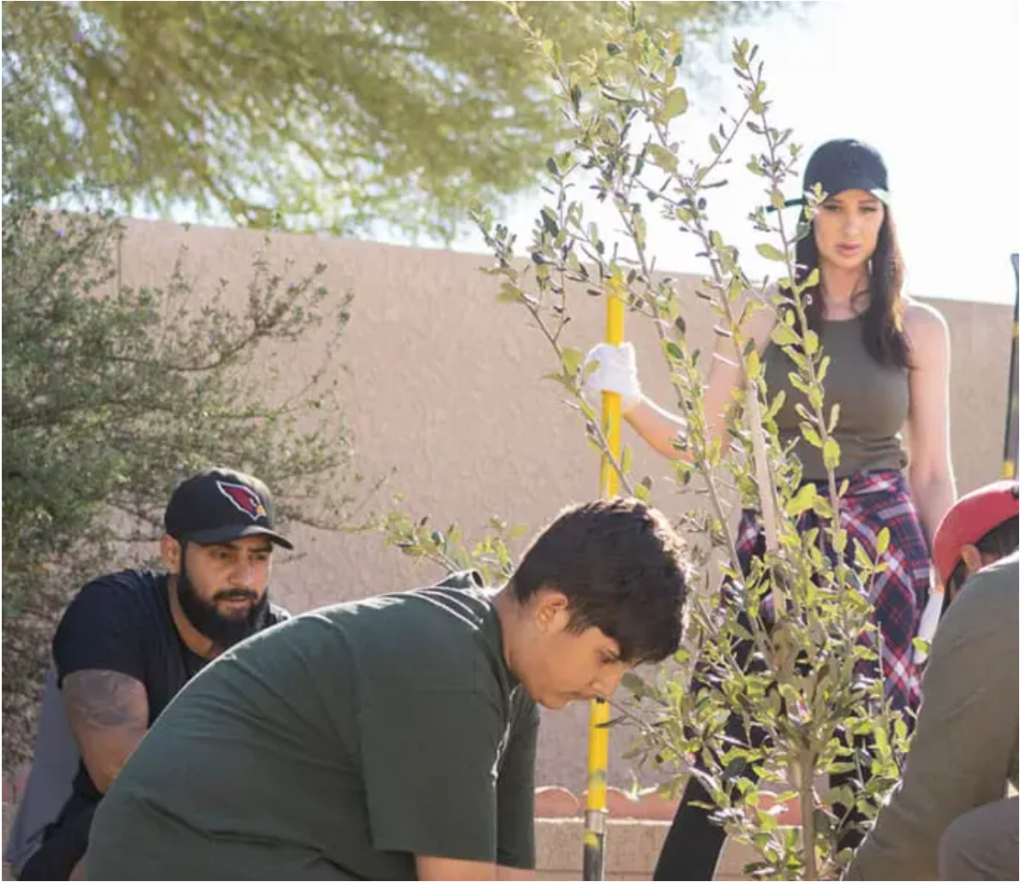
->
xmin=903 ymin=298 xmax=949 ymax=338
xmin=903 ymin=298 xmax=949 ymax=365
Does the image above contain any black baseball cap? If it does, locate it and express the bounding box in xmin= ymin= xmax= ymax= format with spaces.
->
xmin=771 ymin=138 xmax=891 ymax=211
xmin=800 ymin=138 xmax=890 ymax=205
xmin=164 ymin=468 xmax=294 ymax=550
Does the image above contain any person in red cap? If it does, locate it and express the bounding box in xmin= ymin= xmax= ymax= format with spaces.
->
xmin=932 ymin=479 xmax=1019 ymax=611
xmin=846 ymin=481 xmax=1018 ymax=880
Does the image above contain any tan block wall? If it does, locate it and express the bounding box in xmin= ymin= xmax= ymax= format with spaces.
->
xmin=3 ymin=216 xmax=1014 ymax=879
xmin=100 ymin=219 xmax=1020 ymax=793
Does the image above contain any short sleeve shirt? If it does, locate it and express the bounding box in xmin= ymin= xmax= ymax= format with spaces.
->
xmin=85 ymin=572 xmax=539 ymax=881
xmin=53 ymin=568 xmax=288 ymax=804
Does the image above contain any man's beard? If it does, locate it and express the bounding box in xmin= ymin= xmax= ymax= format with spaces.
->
xmin=175 ymin=560 xmax=270 ymax=650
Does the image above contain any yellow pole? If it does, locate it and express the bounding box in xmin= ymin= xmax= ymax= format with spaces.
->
xmin=1002 ymin=254 xmax=1018 ymax=479
xmin=583 ymin=277 xmax=625 ymax=881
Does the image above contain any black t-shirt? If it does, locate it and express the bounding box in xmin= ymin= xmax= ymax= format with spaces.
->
xmin=52 ymin=568 xmax=289 ymax=805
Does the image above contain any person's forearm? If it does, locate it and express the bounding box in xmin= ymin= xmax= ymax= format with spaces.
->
xmin=625 ymin=398 xmax=690 ymax=461
xmin=908 ymin=468 xmax=956 ymax=545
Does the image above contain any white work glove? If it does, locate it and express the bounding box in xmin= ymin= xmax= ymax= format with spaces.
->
xmin=913 ymin=575 xmax=944 ymax=667
xmin=581 ymin=342 xmax=643 ymax=414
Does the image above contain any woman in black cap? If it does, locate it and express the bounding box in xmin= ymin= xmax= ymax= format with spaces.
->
xmin=583 ymin=138 xmax=956 ymax=879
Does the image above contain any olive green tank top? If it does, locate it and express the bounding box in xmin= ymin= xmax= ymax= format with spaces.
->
xmin=762 ymin=316 xmax=909 ymax=480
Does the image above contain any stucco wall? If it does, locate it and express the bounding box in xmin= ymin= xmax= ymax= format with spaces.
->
xmin=115 ymin=218 xmax=1014 ymax=792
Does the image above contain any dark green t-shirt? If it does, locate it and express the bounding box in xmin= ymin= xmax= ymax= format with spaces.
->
xmin=85 ymin=573 xmax=539 ymax=881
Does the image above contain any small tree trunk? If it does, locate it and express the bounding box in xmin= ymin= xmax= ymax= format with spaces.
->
xmin=798 ymin=751 xmax=819 ymax=880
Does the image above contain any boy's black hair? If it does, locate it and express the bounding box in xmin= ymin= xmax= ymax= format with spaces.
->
xmin=510 ymin=498 xmax=687 ymax=664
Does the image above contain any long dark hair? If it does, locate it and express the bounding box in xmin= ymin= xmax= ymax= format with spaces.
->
xmin=794 ymin=206 xmax=912 ymax=369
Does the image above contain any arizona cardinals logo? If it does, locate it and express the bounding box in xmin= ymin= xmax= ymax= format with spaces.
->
xmin=217 ymin=481 xmax=268 ymax=521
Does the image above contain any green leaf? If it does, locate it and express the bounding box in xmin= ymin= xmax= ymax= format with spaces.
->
xmin=812 ymin=495 xmax=833 ymax=519
xmin=620 ymin=670 xmax=646 ymax=697
xmin=709 ymin=133 xmax=722 ymax=154
xmin=540 ymin=207 xmax=559 ymax=237
xmin=801 ymin=425 xmax=823 ymax=448
xmin=633 ymin=211 xmax=647 ymax=249
xmin=495 ymin=282 xmax=525 ymax=304
xmin=854 ymin=542 xmax=873 ymax=570
xmin=635 ymin=476 xmax=652 ymax=502
xmin=803 ymin=330 xmax=820 ymax=355
xmin=581 ymin=359 xmax=600 ymax=383
xmin=794 ymin=377 xmax=818 ymax=404
xmin=823 ymin=437 xmax=840 ymax=470
xmin=770 ymin=323 xmax=799 ymax=347
xmin=621 ymin=444 xmax=633 ymax=475
xmin=755 ymin=243 xmax=786 ymax=262
xmin=832 ymin=529 xmax=848 ymax=555
xmin=876 ymin=527 xmax=890 ymax=556
xmin=648 ymin=144 xmax=678 ymax=175
xmin=787 ymin=483 xmax=818 ymax=517
xmin=662 ymin=88 xmax=689 ymax=121
xmin=765 ymin=390 xmax=786 ymax=421
xmin=542 ymin=371 xmax=570 ymax=389
xmin=827 ymin=403 xmax=841 ymax=433
xmin=745 ymin=349 xmax=761 ymax=381
xmin=561 ymin=347 xmax=583 ymax=376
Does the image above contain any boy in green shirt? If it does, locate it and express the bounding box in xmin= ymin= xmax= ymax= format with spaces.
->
xmin=85 ymin=498 xmax=689 ymax=881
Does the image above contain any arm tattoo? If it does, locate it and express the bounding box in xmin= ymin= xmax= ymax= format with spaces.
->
xmin=63 ymin=670 xmax=147 ymax=730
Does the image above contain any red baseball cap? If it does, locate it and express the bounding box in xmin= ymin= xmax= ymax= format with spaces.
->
xmin=931 ymin=480 xmax=1019 ymax=586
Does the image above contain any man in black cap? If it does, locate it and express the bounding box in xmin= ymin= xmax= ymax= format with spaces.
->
xmin=7 ymin=468 xmax=292 ymax=880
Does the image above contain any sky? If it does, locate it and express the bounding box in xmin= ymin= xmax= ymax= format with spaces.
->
xmin=421 ymin=1 xmax=1020 ymax=306
xmin=146 ymin=2 xmax=1020 ymax=305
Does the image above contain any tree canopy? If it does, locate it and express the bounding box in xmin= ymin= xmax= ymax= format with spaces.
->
xmin=1 ymin=79 xmax=364 ymax=767
xmin=3 ymin=1 xmax=771 ymax=239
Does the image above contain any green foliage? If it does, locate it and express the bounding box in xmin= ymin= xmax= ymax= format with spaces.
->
xmin=2 ymin=0 xmax=771 ymax=240
xmin=384 ymin=5 xmax=910 ymax=879
xmin=2 ymin=76 xmax=372 ymax=769
xmin=372 ymin=506 xmax=530 ymax=588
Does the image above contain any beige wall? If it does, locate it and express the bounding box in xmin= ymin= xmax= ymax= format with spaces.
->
xmin=118 ymin=218 xmax=1015 ymax=792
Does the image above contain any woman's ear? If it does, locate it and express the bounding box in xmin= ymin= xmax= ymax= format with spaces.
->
xmin=160 ymin=534 xmax=182 ymax=575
